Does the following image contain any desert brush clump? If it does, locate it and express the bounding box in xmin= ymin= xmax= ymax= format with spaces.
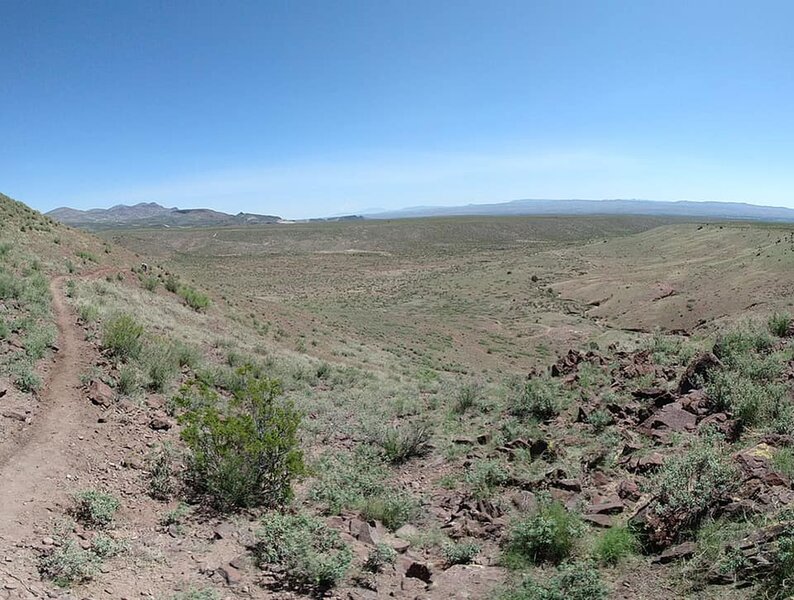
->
xmin=593 ymin=526 xmax=639 ymax=566
xmin=147 ymin=442 xmax=179 ymax=500
xmin=101 ymin=313 xmax=144 ymax=361
xmin=639 ymin=435 xmax=737 ymax=547
xmin=39 ymin=539 xmax=102 ymax=587
xmin=442 ymin=540 xmax=481 ymax=565
xmin=253 ymin=512 xmax=353 ymax=590
xmin=768 ymin=312 xmax=793 ymax=337
xmin=499 ymin=560 xmax=608 ymax=600
xmin=363 ymin=543 xmax=397 ymax=573
xmin=173 ymin=366 xmax=304 ymax=511
xmin=509 ymin=376 xmax=564 ymax=421
xmin=368 ymin=420 xmax=432 ymax=464
xmin=503 ymin=500 xmax=585 ymax=566
xmin=71 ymin=490 xmax=121 ymax=529
xmin=309 ymin=448 xmax=418 ymax=530
xmin=178 ymin=285 xmax=211 ymax=311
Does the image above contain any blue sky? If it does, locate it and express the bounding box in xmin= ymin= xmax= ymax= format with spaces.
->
xmin=2 ymin=0 xmax=793 ymax=219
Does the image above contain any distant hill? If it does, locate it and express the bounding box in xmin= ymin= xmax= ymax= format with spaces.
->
xmin=47 ymin=202 xmax=283 ymax=230
xmin=365 ymin=199 xmax=794 ymax=222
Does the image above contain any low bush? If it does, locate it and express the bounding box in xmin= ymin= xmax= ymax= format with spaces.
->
xmin=101 ymin=313 xmax=144 ymax=361
xmin=369 ymin=421 xmax=432 ymax=464
xmin=760 ymin=526 xmax=794 ymax=600
xmin=443 ymin=540 xmax=480 ymax=565
xmin=147 ymin=443 xmax=178 ymax=501
xmin=593 ymin=526 xmax=638 ymax=566
xmin=254 ymin=512 xmax=353 ymax=590
xmin=452 ymin=381 xmax=483 ymax=414
xmin=500 ymin=560 xmax=607 ymax=600
xmin=175 ymin=368 xmax=304 ymax=510
xmin=116 ymin=364 xmax=140 ymax=395
xmin=39 ymin=540 xmax=100 ymax=587
xmin=142 ymin=275 xmax=159 ymax=292
xmin=707 ymin=370 xmax=789 ymax=432
xmin=503 ymin=501 xmax=584 ymax=566
xmin=465 ymin=459 xmax=510 ymax=499
xmin=510 ymin=377 xmax=563 ymax=421
xmin=141 ymin=339 xmax=180 ymax=392
xmin=169 ymin=590 xmax=220 ymax=600
xmin=179 ymin=285 xmax=211 ymax=312
xmin=768 ymin=312 xmax=792 ymax=337
xmin=363 ymin=543 xmax=397 ymax=573
xmin=164 ymin=274 xmax=180 ymax=293
xmin=11 ymin=360 xmax=42 ymax=392
xmin=309 ymin=449 xmax=418 ymax=530
xmin=647 ymin=436 xmax=737 ymax=542
xmin=71 ymin=490 xmax=120 ymax=529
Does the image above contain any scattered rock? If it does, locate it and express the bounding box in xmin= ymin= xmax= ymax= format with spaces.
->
xmin=404 ymin=560 xmax=433 ymax=583
xmin=218 ymin=565 xmax=242 ymax=586
xmin=88 ymin=379 xmax=114 ymax=407
xmin=149 ymin=414 xmax=173 ymax=431
xmin=652 ymin=541 xmax=697 ymax=564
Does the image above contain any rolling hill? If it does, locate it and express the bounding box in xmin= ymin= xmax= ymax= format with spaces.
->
xmin=47 ymin=202 xmax=283 ymax=230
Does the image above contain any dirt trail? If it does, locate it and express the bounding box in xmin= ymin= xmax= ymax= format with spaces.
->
xmin=0 ymin=276 xmax=94 ymax=545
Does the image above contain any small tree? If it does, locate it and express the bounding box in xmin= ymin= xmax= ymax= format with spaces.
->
xmin=175 ymin=367 xmax=304 ymax=511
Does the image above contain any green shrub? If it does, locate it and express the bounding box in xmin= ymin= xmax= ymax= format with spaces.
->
xmin=760 ymin=526 xmax=794 ymax=600
xmin=768 ymin=312 xmax=792 ymax=337
xmin=593 ymin=526 xmax=638 ymax=566
xmin=77 ymin=303 xmax=100 ymax=323
xmin=510 ymin=377 xmax=563 ymax=421
xmin=178 ymin=285 xmax=211 ymax=311
xmin=175 ymin=369 xmax=304 ymax=510
xmin=363 ymin=543 xmax=397 ymax=573
xmin=713 ymin=325 xmax=774 ymax=365
xmin=647 ymin=331 xmax=697 ymax=366
xmin=39 ymin=540 xmax=100 ymax=587
xmin=0 ymin=318 xmax=9 ymax=339
xmin=116 ymin=364 xmax=140 ymax=395
xmin=453 ymin=381 xmax=483 ymax=414
xmin=500 ymin=560 xmax=607 ymax=600
xmin=142 ymin=275 xmax=159 ymax=292
xmin=649 ymin=437 xmax=736 ymax=536
xmin=309 ymin=449 xmax=418 ymax=530
xmin=76 ymin=250 xmax=97 ymax=263
xmin=586 ymin=408 xmax=613 ymax=432
xmin=443 ymin=540 xmax=480 ymax=565
xmin=465 ymin=459 xmax=510 ymax=499
xmin=0 ymin=269 xmax=20 ymax=299
xmin=24 ymin=323 xmax=56 ymax=360
xmin=773 ymin=448 xmax=794 ymax=480
xmin=11 ymin=360 xmax=42 ymax=392
xmin=169 ymin=589 xmax=220 ymax=600
xmin=254 ymin=512 xmax=353 ymax=590
xmin=71 ymin=490 xmax=120 ymax=529
xmin=172 ymin=340 xmax=202 ymax=369
xmin=707 ymin=370 xmax=788 ymax=431
xmin=101 ymin=313 xmax=144 ymax=360
xmin=164 ymin=274 xmax=180 ymax=293
xmin=147 ymin=443 xmax=177 ymax=501
xmin=504 ymin=501 xmax=584 ymax=566
xmin=369 ymin=421 xmax=432 ymax=464
xmin=141 ymin=339 xmax=180 ymax=392
xmin=360 ymin=493 xmax=419 ymax=531
xmin=90 ymin=533 xmax=127 ymax=559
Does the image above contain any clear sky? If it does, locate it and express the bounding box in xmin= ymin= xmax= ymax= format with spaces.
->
xmin=2 ymin=0 xmax=793 ymax=219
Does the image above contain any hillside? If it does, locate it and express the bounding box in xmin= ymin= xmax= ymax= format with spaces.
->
xmin=3 ymin=192 xmax=794 ymax=599
xmin=47 ymin=202 xmax=282 ymax=230
xmin=366 ymin=198 xmax=794 ymax=222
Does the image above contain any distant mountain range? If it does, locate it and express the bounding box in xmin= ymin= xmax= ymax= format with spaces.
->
xmin=47 ymin=198 xmax=794 ymax=230
xmin=47 ymin=202 xmax=283 ymax=230
xmin=364 ymin=199 xmax=794 ymax=221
